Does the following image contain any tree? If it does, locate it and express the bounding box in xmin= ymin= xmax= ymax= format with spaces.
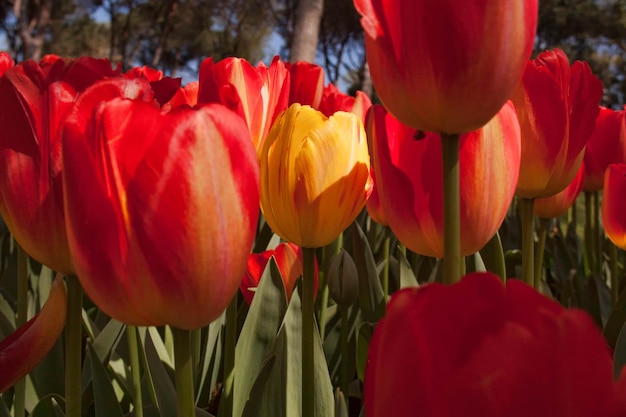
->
xmin=289 ymin=0 xmax=323 ymax=62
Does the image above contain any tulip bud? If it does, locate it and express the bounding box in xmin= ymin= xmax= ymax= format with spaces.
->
xmin=365 ymin=272 xmax=614 ymax=417
xmin=368 ymin=102 xmax=520 ymax=258
xmin=240 ymin=242 xmax=319 ymax=305
xmin=259 ymin=103 xmax=373 ymax=248
xmin=198 ymin=56 xmax=290 ymax=154
xmin=354 ymin=0 xmax=538 ymax=134
xmin=583 ymin=106 xmax=626 ymax=192
xmin=602 ymin=164 xmax=626 ymax=250
xmin=0 ymin=56 xmax=122 ymax=273
xmin=512 ymin=49 xmax=603 ymax=199
xmin=62 ymin=82 xmax=260 ymax=330
xmin=327 ymin=249 xmax=359 ymax=307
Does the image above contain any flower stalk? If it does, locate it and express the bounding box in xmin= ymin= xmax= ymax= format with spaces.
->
xmin=441 ymin=133 xmax=461 ymax=284
xmin=302 ymin=247 xmax=316 ymax=417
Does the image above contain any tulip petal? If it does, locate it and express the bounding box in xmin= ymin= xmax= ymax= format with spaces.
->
xmin=0 ymin=276 xmax=67 ymax=393
xmin=602 ymin=164 xmax=626 ymax=250
xmin=365 ymin=273 xmax=614 ymax=417
xmin=64 ymin=94 xmax=259 ymax=329
xmin=261 ymin=105 xmax=372 ymax=248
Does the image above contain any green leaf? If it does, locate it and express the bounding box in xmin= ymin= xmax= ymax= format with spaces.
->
xmin=196 ymin=313 xmax=224 ymax=408
xmin=91 ymin=319 xmax=125 ymax=363
xmin=233 ymin=258 xmax=288 ymax=417
xmin=396 ymin=250 xmax=418 ymax=289
xmin=140 ymin=327 xmax=178 ymax=417
xmin=604 ymin=286 xmax=626 ymax=350
xmin=86 ymin=343 xmax=124 ymax=417
xmin=29 ymin=394 xmax=65 ymax=417
xmin=351 ymin=222 xmax=385 ymax=322
xmin=470 ymin=251 xmax=487 ymax=273
xmin=0 ymin=396 xmax=11 ymax=417
xmin=613 ymin=320 xmax=626 ymax=379
xmin=258 ymin=288 xmax=334 ymax=417
xmin=356 ymin=322 xmax=375 ymax=382
xmin=334 ymin=389 xmax=349 ymax=417
xmin=479 ymin=232 xmax=506 ymax=280
xmin=240 ymin=355 xmax=277 ymax=417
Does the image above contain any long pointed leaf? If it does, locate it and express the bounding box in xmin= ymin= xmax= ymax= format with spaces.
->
xmin=233 ymin=258 xmax=287 ymax=417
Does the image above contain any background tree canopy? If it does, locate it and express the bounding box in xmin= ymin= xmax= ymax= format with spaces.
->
xmin=1 ymin=0 xmax=624 ymax=106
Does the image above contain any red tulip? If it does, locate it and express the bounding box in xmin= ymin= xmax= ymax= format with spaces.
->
xmin=0 ymin=276 xmax=67 ymax=392
xmin=601 ymin=164 xmax=626 ymax=251
xmin=0 ymin=51 xmax=13 ymax=73
xmin=612 ymin=368 xmax=626 ymax=417
xmin=240 ymin=242 xmax=319 ymax=305
xmin=354 ymin=0 xmax=537 ymax=134
xmin=198 ymin=56 xmax=290 ymax=153
xmin=286 ymin=61 xmax=324 ymax=109
xmin=318 ymin=83 xmax=372 ymax=122
xmin=62 ymin=82 xmax=259 ymax=329
xmin=583 ymin=106 xmax=626 ymax=192
xmin=368 ymin=102 xmax=520 ymax=257
xmin=365 ymin=272 xmax=615 ymax=417
xmin=0 ymin=56 xmax=120 ymax=273
xmin=534 ymin=163 xmax=585 ymax=219
xmin=512 ymin=49 xmax=603 ymax=199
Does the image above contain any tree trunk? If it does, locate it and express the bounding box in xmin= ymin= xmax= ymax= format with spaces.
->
xmin=13 ymin=0 xmax=52 ymax=60
xmin=289 ymin=0 xmax=323 ymax=63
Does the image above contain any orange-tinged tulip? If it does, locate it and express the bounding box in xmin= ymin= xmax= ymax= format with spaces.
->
xmin=240 ymin=242 xmax=319 ymax=305
xmin=601 ymin=164 xmax=626 ymax=251
xmin=198 ymin=56 xmax=290 ymax=153
xmin=365 ymin=172 xmax=387 ymax=226
xmin=365 ymin=272 xmax=615 ymax=417
xmin=0 ymin=56 xmax=120 ymax=273
xmin=583 ymin=106 xmax=625 ymax=192
xmin=62 ymin=86 xmax=259 ymax=329
xmin=0 ymin=276 xmax=67 ymax=393
xmin=368 ymin=102 xmax=520 ymax=258
xmin=354 ymin=0 xmax=537 ymax=134
xmin=260 ymin=103 xmax=372 ymax=248
xmin=512 ymin=49 xmax=603 ymax=199
xmin=534 ymin=163 xmax=585 ymax=219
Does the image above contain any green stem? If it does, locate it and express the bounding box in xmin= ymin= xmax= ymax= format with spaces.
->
xmin=220 ymin=297 xmax=237 ymax=417
xmin=302 ymin=247 xmax=316 ymax=417
xmin=191 ymin=328 xmax=201 ymax=382
xmin=519 ymin=198 xmax=536 ymax=287
xmin=381 ymin=233 xmax=390 ymax=302
xmin=65 ymin=276 xmax=83 ymax=417
xmin=593 ymin=191 xmax=602 ymax=274
xmin=441 ymin=133 xmax=461 ymax=284
xmin=319 ymin=235 xmax=342 ymax=340
xmin=173 ymin=327 xmax=195 ymax=417
xmin=611 ymin=243 xmax=619 ymax=306
xmin=14 ymin=245 xmax=28 ymax=417
xmin=317 ymin=285 xmax=329 ymax=341
xmin=127 ymin=325 xmax=144 ymax=417
xmin=584 ymin=191 xmax=595 ymax=275
xmin=534 ymin=218 xmax=550 ymax=290
xmin=339 ymin=307 xmax=350 ymax=410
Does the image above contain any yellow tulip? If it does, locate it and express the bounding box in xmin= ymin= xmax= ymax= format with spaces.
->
xmin=260 ymin=104 xmax=373 ymax=248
